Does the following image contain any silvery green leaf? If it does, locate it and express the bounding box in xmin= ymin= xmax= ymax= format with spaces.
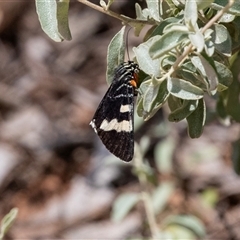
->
xmin=188 ymin=26 xmax=205 ymax=52
xmin=135 ymin=3 xmax=149 ymax=20
xmin=36 ymin=0 xmax=71 ymax=42
xmin=187 ymin=98 xmax=206 ymax=138
xmin=167 ymin=77 xmax=204 ymax=100
xmin=0 ymin=208 xmax=18 ymax=240
xmin=168 ymin=99 xmax=199 ymax=122
xmin=99 ymin=0 xmax=107 ymax=8
xmin=204 ymin=39 xmax=215 ymax=57
xmin=137 ymin=79 xmax=169 ymax=120
xmin=150 ymin=17 xmax=182 ymax=37
xmin=133 ymin=36 xmax=161 ymax=77
xmin=152 ymin=182 xmax=175 ymax=214
xmin=106 ymin=26 xmax=125 ymax=85
xmin=184 ymin=0 xmax=197 ymax=31
xmin=191 ymin=55 xmax=218 ymax=94
xmin=154 ymin=137 xmax=176 ymax=174
xmin=146 ymin=0 xmax=161 ymax=22
xmin=111 ymin=193 xmax=140 ymax=222
xmin=149 ymin=30 xmax=188 ymax=59
xmin=167 ymin=94 xmax=183 ymax=112
xmin=211 ymin=24 xmax=232 ymax=57
xmin=163 ymin=215 xmax=206 ymax=238
xmin=179 ymin=62 xmax=207 ymax=90
xmin=219 ymin=13 xmax=235 ymax=23
xmin=214 ymin=61 xmax=233 ymax=91
xmin=163 ymin=23 xmax=189 ymax=34
xmin=143 ymin=81 xmax=161 ymax=113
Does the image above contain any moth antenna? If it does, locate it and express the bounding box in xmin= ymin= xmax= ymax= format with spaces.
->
xmin=125 ymin=27 xmax=132 ymax=61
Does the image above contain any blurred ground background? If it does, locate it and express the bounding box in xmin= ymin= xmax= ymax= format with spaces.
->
xmin=0 ymin=1 xmax=240 ymax=239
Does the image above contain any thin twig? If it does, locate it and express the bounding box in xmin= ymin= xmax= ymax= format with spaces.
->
xmin=141 ymin=192 xmax=160 ymax=239
xmin=201 ymin=0 xmax=235 ymax=33
xmin=77 ymin=0 xmax=155 ymax=25
xmin=134 ymin=144 xmax=160 ymax=238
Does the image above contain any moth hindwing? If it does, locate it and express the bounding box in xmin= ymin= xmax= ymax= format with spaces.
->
xmin=90 ymin=61 xmax=139 ymax=162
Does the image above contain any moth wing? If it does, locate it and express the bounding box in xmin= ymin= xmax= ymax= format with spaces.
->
xmin=90 ymin=82 xmax=134 ymax=162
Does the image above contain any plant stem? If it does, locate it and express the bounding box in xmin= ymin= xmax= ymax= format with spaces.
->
xmin=141 ymin=192 xmax=160 ymax=239
xmin=134 ymin=144 xmax=160 ymax=238
xmin=201 ymin=0 xmax=235 ymax=33
xmin=77 ymin=0 xmax=155 ymax=25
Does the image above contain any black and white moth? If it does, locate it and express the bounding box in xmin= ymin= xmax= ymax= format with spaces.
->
xmin=90 ymin=61 xmax=139 ymax=162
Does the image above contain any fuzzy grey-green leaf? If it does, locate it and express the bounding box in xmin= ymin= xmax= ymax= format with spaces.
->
xmin=106 ymin=26 xmax=125 ymax=85
xmin=163 ymin=215 xmax=206 ymax=238
xmin=56 ymin=0 xmax=72 ymax=40
xmin=167 ymin=77 xmax=204 ymax=100
xmin=150 ymin=17 xmax=182 ymax=37
xmin=188 ymin=27 xmax=204 ymax=52
xmin=146 ymin=0 xmax=161 ymax=22
xmin=204 ymin=39 xmax=215 ymax=57
xmin=36 ymin=0 xmax=71 ymax=42
xmin=137 ymin=79 xmax=152 ymax=117
xmin=138 ymin=79 xmax=169 ymax=120
xmin=187 ymin=98 xmax=206 ymax=138
xmin=154 ymin=137 xmax=175 ymax=174
xmin=0 ymin=208 xmax=18 ymax=240
xmin=135 ymin=3 xmax=149 ymax=20
xmin=111 ymin=193 xmax=140 ymax=222
xmin=149 ymin=30 xmax=188 ymax=59
xmin=167 ymin=95 xmax=183 ymax=112
xmin=152 ymin=182 xmax=175 ymax=214
xmin=191 ymin=55 xmax=218 ymax=94
xmin=143 ymin=81 xmax=160 ymax=113
xmin=168 ymin=100 xmax=199 ymax=122
xmin=184 ymin=0 xmax=197 ymax=31
xmin=133 ymin=36 xmax=161 ymax=77
xmin=214 ymin=61 xmax=233 ymax=91
xmin=211 ymin=24 xmax=232 ymax=56
xmin=219 ymin=13 xmax=235 ymax=23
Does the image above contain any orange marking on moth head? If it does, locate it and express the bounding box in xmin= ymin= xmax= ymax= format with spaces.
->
xmin=133 ymin=72 xmax=138 ymax=84
xmin=129 ymin=72 xmax=139 ymax=88
xmin=130 ymin=79 xmax=137 ymax=88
